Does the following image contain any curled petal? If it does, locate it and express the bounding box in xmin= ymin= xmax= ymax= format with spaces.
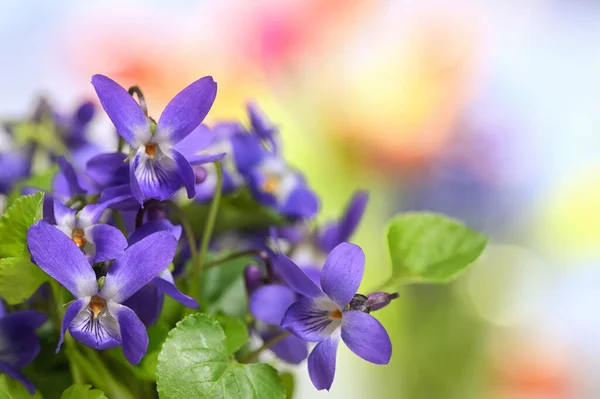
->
xmin=56 ymin=156 xmax=86 ymax=197
xmin=86 ymin=152 xmax=129 ymax=188
xmin=128 ymin=219 xmax=182 ymax=246
xmin=321 ymin=243 xmax=365 ymax=310
xmin=129 ymin=157 xmax=144 ymax=206
xmin=156 ymin=76 xmax=217 ymax=144
xmin=111 ymin=302 xmax=148 ymax=365
xmin=102 ymin=231 xmax=177 ymax=303
xmin=133 ymin=151 xmax=182 ymax=201
xmin=317 ymin=191 xmax=368 ymax=252
xmin=281 ymin=185 xmax=319 ymax=219
xmin=70 ymin=300 xmax=121 ymax=350
xmin=27 ymin=221 xmax=97 ymax=298
xmin=341 ymin=311 xmax=391 ymax=365
xmin=262 ymin=330 xmax=308 ymax=365
xmin=281 ymin=296 xmax=340 ymax=342
xmin=123 ymin=283 xmax=163 ymax=326
xmin=91 ymin=74 xmax=150 ymax=147
xmin=0 ymin=361 xmax=36 ymax=395
xmin=249 ymin=285 xmax=296 ymax=326
xmin=308 ymin=336 xmax=339 ymax=391
xmin=57 ymin=297 xmax=88 ymax=352
xmin=153 ymin=270 xmax=199 ymax=309
xmin=172 ymin=149 xmax=196 ymax=199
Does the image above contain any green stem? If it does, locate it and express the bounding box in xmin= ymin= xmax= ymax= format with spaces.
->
xmin=240 ymin=330 xmax=290 ymax=363
xmin=74 ymin=348 xmax=136 ymax=399
xmin=188 ymin=162 xmax=223 ymax=303
xmin=166 ymin=200 xmax=198 ymax=282
xmin=113 ymin=210 xmax=127 ymax=235
xmin=202 ymin=249 xmax=268 ymax=270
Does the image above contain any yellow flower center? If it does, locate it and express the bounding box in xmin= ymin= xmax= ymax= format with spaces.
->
xmin=263 ymin=176 xmax=280 ymax=193
xmin=145 ymin=143 xmax=157 ymax=158
xmin=89 ymin=296 xmax=106 ymax=320
xmin=329 ymin=309 xmax=343 ymax=319
xmin=72 ymin=228 xmax=86 ymax=248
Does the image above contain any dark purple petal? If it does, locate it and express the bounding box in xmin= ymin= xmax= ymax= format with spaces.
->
xmin=317 ymin=191 xmax=368 ymax=252
xmin=0 ymin=361 xmax=35 ymax=395
xmin=281 ymin=297 xmax=340 ymax=342
xmin=231 ymin=133 xmax=265 ymax=173
xmin=56 ymin=156 xmax=86 ymax=196
xmin=133 ymin=152 xmax=182 ymax=201
xmin=102 ymin=231 xmax=177 ymax=303
xmin=243 ymin=265 xmax=263 ymax=295
xmin=0 ymin=311 xmax=46 ymax=370
xmin=153 ymin=270 xmax=198 ymax=309
xmin=128 ymin=219 xmax=181 ymax=246
xmin=85 ymin=224 xmax=127 ymax=263
xmin=27 ymin=221 xmax=97 ymax=298
xmin=129 ymin=158 xmax=144 ymax=205
xmin=91 ymin=74 xmax=150 ymax=147
xmin=156 ymin=76 xmax=217 ymax=144
xmin=307 ymin=336 xmax=339 ymax=391
xmin=86 ymin=152 xmax=129 ymax=188
xmin=114 ymin=303 xmax=148 ymax=365
xmin=281 ymin=185 xmax=319 ymax=218
xmin=262 ymin=330 xmax=308 ymax=364
xmin=57 ymin=298 xmax=87 ymax=352
xmin=276 ymin=255 xmax=323 ymax=298
xmin=341 ymin=311 xmax=391 ymax=365
xmin=247 ymin=101 xmax=277 ymax=140
xmin=78 ymin=193 xmax=132 ymax=225
xmin=367 ymin=292 xmax=399 ymax=312
xmin=123 ymin=282 xmax=163 ymax=326
xmin=249 ymin=285 xmax=296 ymax=325
xmin=320 ymin=243 xmax=365 ymax=309
xmin=74 ymin=100 xmax=95 ymax=125
xmin=171 ymin=149 xmax=196 ymax=199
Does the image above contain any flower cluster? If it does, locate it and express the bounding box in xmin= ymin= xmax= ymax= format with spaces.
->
xmin=0 ymin=74 xmax=397 ymax=396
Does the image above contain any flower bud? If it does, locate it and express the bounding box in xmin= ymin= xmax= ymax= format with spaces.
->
xmin=367 ymin=292 xmax=399 ymax=312
xmin=243 ymin=264 xmax=263 ymax=295
xmin=193 ymin=166 xmax=208 ymax=185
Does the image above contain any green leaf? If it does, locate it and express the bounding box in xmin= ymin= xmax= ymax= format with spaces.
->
xmin=0 ymin=375 xmax=42 ymax=399
xmin=215 ymin=314 xmax=248 ymax=353
xmin=200 ymin=254 xmax=251 ymax=318
xmin=0 ymin=193 xmax=48 ymax=304
xmin=7 ymin=166 xmax=58 ymax=208
xmin=386 ymin=212 xmax=488 ymax=284
xmin=0 ymin=254 xmax=49 ymax=305
xmin=157 ymin=314 xmax=285 ymax=399
xmin=61 ymin=385 xmax=107 ymax=399
xmin=0 ymin=192 xmax=45 ymax=257
xmin=279 ymin=372 xmax=295 ymax=399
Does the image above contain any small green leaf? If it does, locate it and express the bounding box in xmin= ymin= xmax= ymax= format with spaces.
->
xmin=157 ymin=313 xmax=285 ymax=399
xmin=61 ymin=385 xmax=107 ymax=399
xmin=0 ymin=375 xmax=42 ymax=399
xmin=279 ymin=372 xmax=295 ymax=399
xmin=387 ymin=212 xmax=488 ymax=284
xmin=200 ymin=254 xmax=251 ymax=318
xmin=0 ymin=254 xmax=49 ymax=305
xmin=0 ymin=192 xmax=45 ymax=257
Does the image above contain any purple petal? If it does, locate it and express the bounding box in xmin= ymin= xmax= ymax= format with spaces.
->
xmin=70 ymin=301 xmax=121 ymax=350
xmin=320 ymin=243 xmax=365 ymax=309
xmin=102 ymin=231 xmax=177 ymax=303
xmin=86 ymin=152 xmax=129 ymax=188
xmin=188 ymin=152 xmax=226 ymax=166
xmin=113 ymin=303 xmax=148 ymax=365
xmin=0 ymin=311 xmax=46 ymax=369
xmin=53 ymin=201 xmax=76 ymax=228
xmin=74 ymin=100 xmax=95 ymax=125
xmin=133 ymin=152 xmax=182 ymax=201
xmin=27 ymin=221 xmax=97 ymax=298
xmin=128 ymin=219 xmax=181 ymax=246
xmin=341 ymin=311 xmax=391 ymax=365
xmin=156 ymin=76 xmax=217 ymax=144
xmin=91 ymin=74 xmax=150 ymax=147
xmin=172 ymin=149 xmax=196 ymax=199
xmin=281 ymin=185 xmax=319 ymax=218
xmin=85 ymin=224 xmax=127 ymax=263
xmin=122 ymin=282 xmax=163 ymax=326
xmin=153 ymin=270 xmax=198 ymax=309
xmin=247 ymin=101 xmax=277 ymax=140
xmin=262 ymin=330 xmax=308 ymax=364
xmin=308 ymin=336 xmax=339 ymax=391
xmin=230 ymin=133 xmax=265 ymax=173
xmin=173 ymin=124 xmax=216 ymax=159
xmin=78 ymin=194 xmax=131 ymax=225
xmin=0 ymin=362 xmax=36 ymax=395
xmin=56 ymin=156 xmax=86 ymax=196
xmin=281 ymin=296 xmax=340 ymax=342
xmin=249 ymin=285 xmax=296 ymax=326
xmin=129 ymin=160 xmax=144 ymax=205
xmin=57 ymin=298 xmax=87 ymax=352
xmin=317 ymin=191 xmax=368 ymax=252
xmin=276 ymin=255 xmax=323 ymax=298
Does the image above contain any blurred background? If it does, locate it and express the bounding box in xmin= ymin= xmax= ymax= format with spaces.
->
xmin=2 ymin=0 xmax=600 ymax=398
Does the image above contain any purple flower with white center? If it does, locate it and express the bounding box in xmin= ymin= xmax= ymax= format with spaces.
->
xmin=0 ymin=301 xmax=47 ymax=394
xmin=52 ymin=200 xmax=127 ymax=264
xmin=27 ymin=222 xmax=177 ymax=364
xmin=123 ymin=219 xmax=199 ymax=326
xmin=91 ymin=74 xmax=217 ymax=205
xmin=277 ymin=242 xmax=393 ymax=390
xmin=244 ymin=154 xmax=319 ymax=219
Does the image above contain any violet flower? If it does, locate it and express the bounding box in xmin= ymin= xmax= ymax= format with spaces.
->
xmin=27 ymin=222 xmax=177 ymax=364
xmin=278 ymin=242 xmax=393 ymax=390
xmin=0 ymin=301 xmax=47 ymax=394
xmin=91 ymin=74 xmax=217 ymax=205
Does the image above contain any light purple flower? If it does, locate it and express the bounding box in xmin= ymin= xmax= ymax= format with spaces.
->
xmin=91 ymin=74 xmax=217 ymax=205
xmin=27 ymin=222 xmax=177 ymax=364
xmin=278 ymin=242 xmax=392 ymax=390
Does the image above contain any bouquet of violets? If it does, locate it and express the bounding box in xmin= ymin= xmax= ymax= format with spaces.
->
xmin=0 ymin=74 xmax=489 ymax=398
